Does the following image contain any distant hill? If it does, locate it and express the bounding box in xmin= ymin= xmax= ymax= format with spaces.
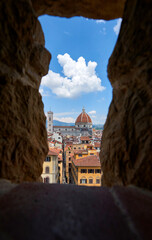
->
xmin=46 ymin=120 xmax=104 ymax=129
xmin=53 ymin=120 xmax=75 ymax=126
xmin=93 ymin=124 xmax=104 ymax=130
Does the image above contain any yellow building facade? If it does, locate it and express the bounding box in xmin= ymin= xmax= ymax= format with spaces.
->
xmin=65 ymin=143 xmax=99 ymax=183
xmin=71 ymin=155 xmax=102 ymax=187
xmin=41 ymin=150 xmax=59 ymax=184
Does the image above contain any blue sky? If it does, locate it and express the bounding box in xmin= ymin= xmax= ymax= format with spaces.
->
xmin=39 ymin=16 xmax=122 ymax=124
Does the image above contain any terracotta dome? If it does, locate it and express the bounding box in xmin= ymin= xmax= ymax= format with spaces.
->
xmin=75 ymin=108 xmax=92 ymax=124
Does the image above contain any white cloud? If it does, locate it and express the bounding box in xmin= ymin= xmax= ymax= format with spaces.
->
xmin=113 ymin=18 xmax=122 ymax=35
xmin=96 ymin=20 xmax=106 ymax=24
xmin=89 ymin=110 xmax=96 ymax=115
xmin=100 ymin=27 xmax=106 ymax=35
xmin=54 ymin=117 xmax=75 ymax=123
xmin=41 ymin=53 xmax=105 ymax=98
xmin=39 ymin=88 xmax=50 ymax=96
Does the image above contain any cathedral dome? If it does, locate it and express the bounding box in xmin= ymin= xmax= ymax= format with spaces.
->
xmin=75 ymin=108 xmax=92 ymax=124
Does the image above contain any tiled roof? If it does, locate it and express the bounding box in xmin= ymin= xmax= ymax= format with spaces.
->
xmin=73 ymin=155 xmax=101 ymax=167
xmin=75 ymin=108 xmax=92 ymax=124
xmin=80 ymin=136 xmax=90 ymax=141
xmin=94 ymin=142 xmax=101 ymax=148
xmin=48 ymin=150 xmax=58 ymax=156
xmin=75 ymin=113 xmax=92 ymax=124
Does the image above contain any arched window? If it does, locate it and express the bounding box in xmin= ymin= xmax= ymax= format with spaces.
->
xmin=45 ymin=166 xmax=49 ymax=173
xmin=80 ymin=178 xmax=87 ymax=184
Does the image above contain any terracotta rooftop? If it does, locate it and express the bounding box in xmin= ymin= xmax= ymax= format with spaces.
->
xmin=48 ymin=150 xmax=58 ymax=156
xmin=94 ymin=142 xmax=101 ymax=148
xmin=49 ymin=148 xmax=62 ymax=154
xmin=75 ymin=108 xmax=92 ymax=124
xmin=73 ymin=155 xmax=101 ymax=167
xmin=80 ymin=136 xmax=90 ymax=141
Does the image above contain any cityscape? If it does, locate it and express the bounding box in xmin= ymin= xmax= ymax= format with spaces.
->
xmin=42 ymin=107 xmax=103 ymax=186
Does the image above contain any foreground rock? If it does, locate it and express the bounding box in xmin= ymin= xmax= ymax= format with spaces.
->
xmin=0 ymin=182 xmax=151 ymax=240
xmin=101 ymin=0 xmax=152 ymax=190
xmin=0 ymin=0 xmax=50 ymax=182
xmin=31 ymin=0 xmax=125 ymax=19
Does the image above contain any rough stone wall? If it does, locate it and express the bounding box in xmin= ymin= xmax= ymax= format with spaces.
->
xmin=0 ymin=0 xmax=51 ymax=182
xmin=100 ymin=0 xmax=152 ymax=190
xmin=0 ymin=0 xmax=151 ymax=190
xmin=31 ymin=0 xmax=125 ymax=19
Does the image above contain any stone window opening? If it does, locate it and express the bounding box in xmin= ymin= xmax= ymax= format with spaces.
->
xmin=0 ymin=1 xmax=151 ymax=240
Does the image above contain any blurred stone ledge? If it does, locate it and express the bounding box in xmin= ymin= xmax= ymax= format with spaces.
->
xmin=0 ymin=180 xmax=151 ymax=240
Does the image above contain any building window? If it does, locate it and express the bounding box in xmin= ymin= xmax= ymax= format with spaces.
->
xmin=88 ymin=169 xmax=94 ymax=173
xmin=84 ymin=125 xmax=85 ymax=127
xmin=95 ymin=169 xmax=101 ymax=174
xmin=96 ymin=178 xmax=100 ymax=184
xmin=90 ymin=153 xmax=94 ymax=155
xmin=78 ymin=154 xmax=82 ymax=157
xmin=74 ymin=147 xmax=76 ymax=149
xmin=45 ymin=157 xmax=50 ymax=162
xmin=44 ymin=177 xmax=50 ymax=183
xmin=49 ymin=117 xmax=51 ymax=121
xmin=78 ymin=147 xmax=81 ymax=149
xmin=45 ymin=166 xmax=49 ymax=173
xmin=81 ymin=169 xmax=87 ymax=173
xmin=89 ymin=178 xmax=93 ymax=184
xmin=80 ymin=179 xmax=87 ymax=184
xmin=69 ymin=151 xmax=71 ymax=154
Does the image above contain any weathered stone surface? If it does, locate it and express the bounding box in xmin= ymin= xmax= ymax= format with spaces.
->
xmin=31 ymin=0 xmax=125 ymax=19
xmin=0 ymin=0 xmax=51 ymax=182
xmin=101 ymin=0 xmax=152 ymax=190
xmin=0 ymin=183 xmax=151 ymax=240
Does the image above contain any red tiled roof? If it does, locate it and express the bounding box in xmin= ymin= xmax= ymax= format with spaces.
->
xmin=80 ymin=136 xmax=90 ymax=141
xmin=75 ymin=112 xmax=92 ymax=124
xmin=48 ymin=150 xmax=58 ymax=156
xmin=73 ymin=155 xmax=101 ymax=167
xmin=75 ymin=108 xmax=92 ymax=124
xmin=94 ymin=142 xmax=101 ymax=148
